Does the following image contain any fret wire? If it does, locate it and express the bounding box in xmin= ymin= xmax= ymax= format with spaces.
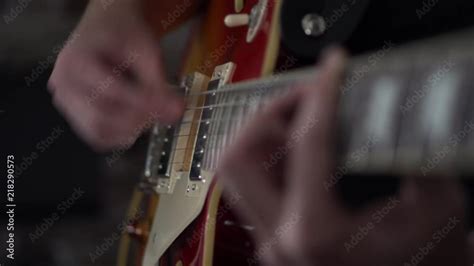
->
xmin=169 ymin=88 xmax=209 ymax=173
xmin=173 ymin=90 xmax=286 ymax=128
xmin=168 ymin=79 xmax=210 ymax=171
xmin=184 ymin=67 xmax=316 ymax=97
xmin=176 ymin=30 xmax=474 ymax=105
xmin=168 ymin=145 xmax=184 ymax=171
xmin=180 ymin=34 xmax=473 ymax=99
xmin=184 ymin=82 xmax=279 ymax=97
xmin=171 ymin=145 xmax=232 ymax=153
xmin=181 ymin=89 xmax=290 ymax=111
xmin=159 ymin=30 xmax=474 ymax=176
xmin=164 ymin=78 xmax=291 ymax=171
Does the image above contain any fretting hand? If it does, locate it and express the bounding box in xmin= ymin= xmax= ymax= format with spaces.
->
xmin=218 ymin=48 xmax=468 ymax=266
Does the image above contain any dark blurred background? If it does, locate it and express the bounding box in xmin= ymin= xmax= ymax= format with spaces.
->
xmin=2 ymin=0 xmax=474 ymax=265
xmin=0 ymin=1 xmax=192 ymax=265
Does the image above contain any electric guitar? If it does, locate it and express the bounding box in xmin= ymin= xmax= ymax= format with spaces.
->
xmin=117 ymin=0 xmax=474 ymax=265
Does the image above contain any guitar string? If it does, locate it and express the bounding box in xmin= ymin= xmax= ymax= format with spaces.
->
xmin=183 ymin=102 xmax=263 ymax=110
xmin=175 ymin=89 xmax=286 ymax=125
xmin=165 ymin=81 xmax=245 ymax=170
xmin=177 ymin=40 xmax=471 ymax=99
xmin=181 ymin=81 xmax=290 ymax=101
xmin=166 ymin=140 xmax=235 ymax=165
xmin=162 ymin=91 xmax=279 ymax=156
xmin=167 ymin=95 xmax=252 ymax=168
xmin=175 ymin=47 xmax=469 ymax=110
xmin=161 ymin=66 xmax=359 ymax=167
xmin=163 ymin=56 xmax=443 ymax=168
xmin=179 ymin=86 xmax=290 ymax=110
xmin=160 ymin=36 xmax=474 ymax=172
xmin=182 ymin=76 xmax=302 ymax=97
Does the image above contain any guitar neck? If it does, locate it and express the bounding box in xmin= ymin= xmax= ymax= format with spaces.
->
xmin=195 ymin=27 xmax=474 ymax=177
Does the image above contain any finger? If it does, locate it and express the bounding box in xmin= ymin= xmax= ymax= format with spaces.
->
xmin=129 ymin=34 xmax=184 ymax=123
xmin=287 ymin=47 xmax=348 ymax=214
xmin=52 ymin=84 xmax=148 ymax=151
xmin=351 ymin=177 xmax=467 ymax=265
xmin=85 ymin=77 xmax=148 ymax=115
xmin=218 ymin=92 xmax=301 ymax=240
xmin=278 ymin=48 xmax=349 ymax=260
xmin=398 ymin=177 xmax=466 ymax=235
xmin=50 ymin=51 xmax=147 ymax=115
xmin=76 ymin=54 xmax=146 ymax=111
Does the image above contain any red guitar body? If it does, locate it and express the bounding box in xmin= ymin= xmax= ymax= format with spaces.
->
xmin=159 ymin=1 xmax=281 ymax=265
xmin=119 ymin=0 xmax=286 ymax=265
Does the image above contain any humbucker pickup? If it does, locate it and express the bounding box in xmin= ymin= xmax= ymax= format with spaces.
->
xmin=140 ymin=123 xmax=178 ymax=194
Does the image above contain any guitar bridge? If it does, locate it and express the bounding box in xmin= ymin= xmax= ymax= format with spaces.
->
xmin=140 ymin=124 xmax=178 ymax=194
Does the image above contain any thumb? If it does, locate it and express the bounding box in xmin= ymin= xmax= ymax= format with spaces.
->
xmin=132 ymin=32 xmax=184 ymax=123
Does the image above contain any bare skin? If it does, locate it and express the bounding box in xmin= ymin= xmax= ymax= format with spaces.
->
xmin=218 ymin=49 xmax=469 ymax=266
xmin=48 ymin=0 xmax=199 ymax=151
xmin=49 ymin=1 xmax=470 ymax=264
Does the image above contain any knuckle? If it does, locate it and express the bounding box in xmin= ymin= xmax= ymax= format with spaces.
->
xmin=281 ymin=222 xmax=338 ymax=260
xmin=87 ymin=116 xmax=110 ymax=142
xmin=219 ymin=150 xmax=244 ymax=176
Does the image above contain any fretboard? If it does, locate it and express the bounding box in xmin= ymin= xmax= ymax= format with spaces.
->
xmin=190 ymin=27 xmax=474 ymax=177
